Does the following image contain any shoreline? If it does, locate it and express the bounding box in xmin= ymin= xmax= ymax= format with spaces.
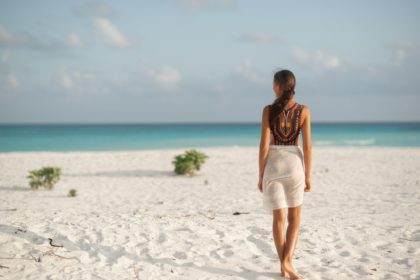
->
xmin=1 ymin=145 xmax=420 ymax=155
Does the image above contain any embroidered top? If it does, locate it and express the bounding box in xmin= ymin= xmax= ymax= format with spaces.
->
xmin=269 ymin=102 xmax=304 ymax=146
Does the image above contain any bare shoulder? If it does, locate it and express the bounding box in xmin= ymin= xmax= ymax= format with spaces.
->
xmin=300 ymin=104 xmax=311 ymax=117
xmin=262 ymin=104 xmax=271 ymax=115
xmin=299 ymin=104 xmax=310 ymax=127
xmin=261 ymin=105 xmax=271 ymax=124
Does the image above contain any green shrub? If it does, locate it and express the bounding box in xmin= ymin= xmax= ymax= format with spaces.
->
xmin=68 ymin=189 xmax=77 ymax=197
xmin=172 ymin=149 xmax=208 ymax=175
xmin=27 ymin=167 xmax=61 ymax=190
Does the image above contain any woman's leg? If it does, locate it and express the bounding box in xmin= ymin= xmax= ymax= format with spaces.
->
xmin=282 ymin=206 xmax=303 ymax=279
xmin=272 ymin=208 xmax=288 ymax=277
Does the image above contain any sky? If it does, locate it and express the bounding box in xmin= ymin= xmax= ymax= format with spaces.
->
xmin=0 ymin=0 xmax=419 ymax=123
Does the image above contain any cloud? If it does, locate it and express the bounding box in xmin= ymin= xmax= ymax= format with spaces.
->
xmin=0 ymin=69 xmax=19 ymax=93
xmin=58 ymin=70 xmax=95 ymax=90
xmin=73 ymin=2 xmax=131 ymax=48
xmin=6 ymin=73 xmax=19 ymax=89
xmin=238 ymin=32 xmax=284 ymax=44
xmin=0 ymin=24 xmax=31 ymax=47
xmin=59 ymin=72 xmax=73 ymax=89
xmin=292 ymin=46 xmax=341 ymax=71
xmin=93 ymin=17 xmax=130 ymax=48
xmin=388 ymin=41 xmax=420 ymax=66
xmin=0 ymin=24 xmax=66 ymax=51
xmin=179 ymin=0 xmax=235 ymax=10
xmin=149 ymin=66 xmax=182 ymax=89
xmin=67 ymin=33 xmax=83 ymax=47
xmin=72 ymin=1 xmax=116 ymax=18
xmin=233 ymin=59 xmax=268 ymax=85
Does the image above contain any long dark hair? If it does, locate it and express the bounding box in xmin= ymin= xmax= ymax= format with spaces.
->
xmin=269 ymin=69 xmax=296 ymax=132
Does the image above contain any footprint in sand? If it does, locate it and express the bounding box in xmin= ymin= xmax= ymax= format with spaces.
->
xmin=210 ymin=245 xmax=233 ymax=260
xmin=246 ymin=235 xmax=276 ymax=259
xmin=247 ymin=226 xmax=270 ymax=236
xmin=223 ymin=249 xmax=234 ymax=257
xmin=335 ymin=242 xmax=345 ymax=250
xmin=339 ymin=250 xmax=351 ymax=257
xmin=215 ymin=229 xmax=225 ymax=239
xmin=173 ymin=251 xmax=188 ymax=260
xmin=157 ymin=232 xmax=167 ymax=243
xmin=300 ymin=237 xmax=316 ymax=247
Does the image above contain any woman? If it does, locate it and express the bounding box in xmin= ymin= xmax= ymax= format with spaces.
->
xmin=258 ymin=69 xmax=312 ymax=280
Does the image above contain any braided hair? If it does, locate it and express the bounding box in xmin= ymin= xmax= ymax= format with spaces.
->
xmin=269 ymin=69 xmax=296 ymax=132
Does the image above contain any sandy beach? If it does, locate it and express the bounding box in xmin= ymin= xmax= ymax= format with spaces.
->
xmin=0 ymin=147 xmax=419 ymax=280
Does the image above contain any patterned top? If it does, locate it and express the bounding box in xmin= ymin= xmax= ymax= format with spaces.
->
xmin=270 ymin=102 xmax=304 ymax=146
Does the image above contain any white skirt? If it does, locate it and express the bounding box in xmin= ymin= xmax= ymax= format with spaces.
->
xmin=262 ymin=145 xmax=306 ymax=212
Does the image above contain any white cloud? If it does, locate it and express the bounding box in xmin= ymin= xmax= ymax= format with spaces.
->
xmin=67 ymin=33 xmax=83 ymax=47
xmin=238 ymin=32 xmax=283 ymax=44
xmin=0 ymin=24 xmax=65 ymax=51
xmin=149 ymin=66 xmax=182 ymax=89
xmin=389 ymin=41 xmax=420 ymax=66
xmin=6 ymin=73 xmax=19 ymax=89
xmin=0 ymin=24 xmax=27 ymax=46
xmin=60 ymin=72 xmax=73 ymax=89
xmin=292 ymin=46 xmax=341 ymax=71
xmin=93 ymin=17 xmax=130 ymax=48
xmin=57 ymin=69 xmax=96 ymax=91
xmin=179 ymin=0 xmax=234 ymax=10
xmin=233 ymin=59 xmax=268 ymax=85
xmin=0 ymin=25 xmax=11 ymax=42
xmin=72 ymin=71 xmax=95 ymax=81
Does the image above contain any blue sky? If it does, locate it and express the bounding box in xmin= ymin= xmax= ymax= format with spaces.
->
xmin=0 ymin=0 xmax=419 ymax=123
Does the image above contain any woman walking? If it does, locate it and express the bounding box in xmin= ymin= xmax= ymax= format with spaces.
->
xmin=258 ymin=69 xmax=312 ymax=279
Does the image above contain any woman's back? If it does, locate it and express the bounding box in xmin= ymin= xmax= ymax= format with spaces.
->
xmin=269 ymin=102 xmax=304 ymax=146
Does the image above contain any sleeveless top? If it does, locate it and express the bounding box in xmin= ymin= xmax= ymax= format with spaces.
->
xmin=269 ymin=102 xmax=304 ymax=146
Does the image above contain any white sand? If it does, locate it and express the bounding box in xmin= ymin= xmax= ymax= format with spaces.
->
xmin=0 ymin=147 xmax=419 ymax=280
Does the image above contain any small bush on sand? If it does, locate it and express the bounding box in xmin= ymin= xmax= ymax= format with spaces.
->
xmin=172 ymin=149 xmax=208 ymax=175
xmin=27 ymin=167 xmax=61 ymax=190
xmin=68 ymin=189 xmax=77 ymax=197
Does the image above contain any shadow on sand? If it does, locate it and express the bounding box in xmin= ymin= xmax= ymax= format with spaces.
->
xmin=0 ymin=185 xmax=30 ymax=192
xmin=0 ymin=224 xmax=280 ymax=279
xmin=64 ymin=169 xmax=176 ymax=178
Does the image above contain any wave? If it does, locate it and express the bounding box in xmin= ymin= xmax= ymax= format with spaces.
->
xmin=314 ymin=138 xmax=376 ymax=146
xmin=314 ymin=140 xmax=336 ymax=146
xmin=343 ymin=138 xmax=376 ymax=145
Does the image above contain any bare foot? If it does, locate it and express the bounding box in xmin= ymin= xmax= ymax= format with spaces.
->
xmin=280 ymin=266 xmax=289 ymax=279
xmin=282 ymin=261 xmax=303 ymax=280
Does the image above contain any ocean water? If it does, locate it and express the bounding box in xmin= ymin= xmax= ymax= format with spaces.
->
xmin=0 ymin=123 xmax=419 ymax=152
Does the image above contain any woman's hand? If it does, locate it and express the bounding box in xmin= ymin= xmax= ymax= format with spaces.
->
xmin=258 ymin=176 xmax=263 ymax=193
xmin=304 ymin=176 xmax=312 ymax=192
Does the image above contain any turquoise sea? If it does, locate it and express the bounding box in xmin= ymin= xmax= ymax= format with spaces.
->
xmin=0 ymin=123 xmax=419 ymax=152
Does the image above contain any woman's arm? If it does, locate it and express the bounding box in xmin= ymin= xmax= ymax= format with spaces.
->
xmin=258 ymin=105 xmax=271 ymax=192
xmin=301 ymin=106 xmax=312 ymax=192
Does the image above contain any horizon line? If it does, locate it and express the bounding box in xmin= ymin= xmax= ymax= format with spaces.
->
xmin=0 ymin=120 xmax=420 ymax=125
